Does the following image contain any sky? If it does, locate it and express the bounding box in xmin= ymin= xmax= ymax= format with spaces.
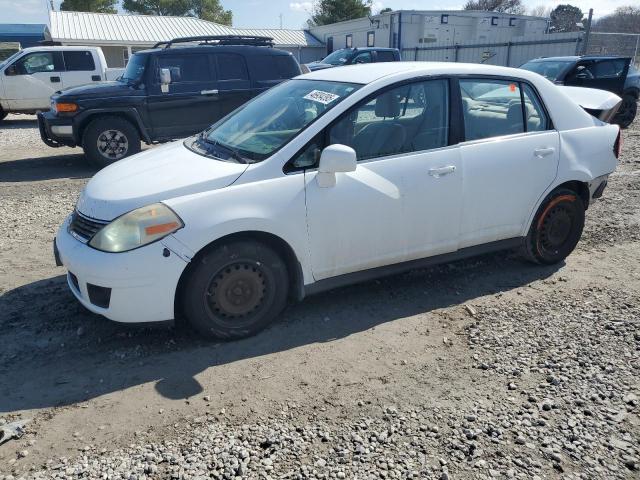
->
xmin=0 ymin=0 xmax=633 ymax=29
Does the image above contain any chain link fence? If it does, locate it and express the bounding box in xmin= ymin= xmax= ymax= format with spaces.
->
xmin=586 ymin=32 xmax=640 ymax=67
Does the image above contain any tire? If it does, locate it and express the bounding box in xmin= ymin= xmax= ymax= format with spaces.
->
xmin=0 ymin=108 xmax=7 ymax=122
xmin=613 ymin=94 xmax=637 ymax=129
xmin=523 ymin=188 xmax=585 ymax=265
xmin=81 ymin=116 xmax=141 ymax=168
xmin=182 ymin=240 xmax=289 ymax=340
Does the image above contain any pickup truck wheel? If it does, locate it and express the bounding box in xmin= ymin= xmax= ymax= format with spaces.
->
xmin=82 ymin=116 xmax=141 ymax=167
xmin=523 ymin=188 xmax=585 ymax=265
xmin=614 ymin=94 xmax=637 ymax=129
xmin=182 ymin=241 xmax=289 ymax=340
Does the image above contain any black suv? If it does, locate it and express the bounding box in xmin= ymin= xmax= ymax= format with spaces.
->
xmin=520 ymin=55 xmax=639 ymax=128
xmin=38 ymin=36 xmax=302 ymax=166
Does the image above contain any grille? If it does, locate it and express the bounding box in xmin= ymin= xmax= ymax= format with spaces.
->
xmin=69 ymin=210 xmax=108 ymax=242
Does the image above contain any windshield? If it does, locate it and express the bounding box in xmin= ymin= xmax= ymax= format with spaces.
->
xmin=0 ymin=50 xmax=23 ymax=69
xmin=321 ymin=49 xmax=353 ymax=65
xmin=520 ymin=60 xmax=575 ymax=81
xmin=120 ymin=54 xmax=147 ymax=83
xmin=201 ymin=79 xmax=360 ymax=163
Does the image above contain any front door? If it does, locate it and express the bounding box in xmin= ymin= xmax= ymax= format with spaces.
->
xmin=457 ymin=78 xmax=559 ymax=247
xmin=147 ymin=53 xmax=221 ymax=139
xmin=564 ymin=58 xmax=630 ymax=95
xmin=304 ymin=79 xmax=462 ymax=280
xmin=3 ymin=51 xmax=64 ymax=110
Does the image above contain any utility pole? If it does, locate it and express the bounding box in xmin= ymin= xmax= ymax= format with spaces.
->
xmin=583 ymin=8 xmax=593 ymax=55
xmin=279 ymin=13 xmax=283 ymax=29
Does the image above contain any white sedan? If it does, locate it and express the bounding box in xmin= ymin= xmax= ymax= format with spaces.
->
xmin=54 ymin=62 xmax=622 ymax=339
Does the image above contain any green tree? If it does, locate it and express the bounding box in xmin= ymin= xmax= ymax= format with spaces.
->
xmin=594 ymin=6 xmax=640 ymax=33
xmin=379 ymin=8 xmax=393 ymax=14
xmin=123 ymin=0 xmax=232 ymax=25
xmin=60 ymin=0 xmax=117 ymax=13
xmin=549 ymin=4 xmax=583 ymax=32
xmin=307 ymin=0 xmax=371 ymax=27
xmin=463 ymin=0 xmax=525 ymax=15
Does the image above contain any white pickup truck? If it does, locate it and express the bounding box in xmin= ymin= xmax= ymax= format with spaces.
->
xmin=0 ymin=46 xmax=124 ymax=121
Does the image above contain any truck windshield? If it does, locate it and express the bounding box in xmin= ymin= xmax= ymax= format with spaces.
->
xmin=201 ymin=79 xmax=360 ymax=163
xmin=120 ymin=54 xmax=146 ymax=83
xmin=520 ymin=60 xmax=575 ymax=81
xmin=321 ymin=49 xmax=353 ymax=65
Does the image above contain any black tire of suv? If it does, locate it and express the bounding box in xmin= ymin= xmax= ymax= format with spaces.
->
xmin=182 ymin=240 xmax=289 ymax=340
xmin=0 ymin=108 xmax=7 ymax=121
xmin=82 ymin=116 xmax=141 ymax=168
xmin=522 ymin=188 xmax=585 ymax=265
xmin=613 ymin=94 xmax=637 ymax=129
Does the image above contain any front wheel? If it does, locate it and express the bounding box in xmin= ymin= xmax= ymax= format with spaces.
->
xmin=82 ymin=116 xmax=141 ymax=168
xmin=0 ymin=107 xmax=7 ymax=122
xmin=182 ymin=241 xmax=289 ymax=340
xmin=613 ymin=94 xmax=637 ymax=129
xmin=523 ymin=188 xmax=585 ymax=265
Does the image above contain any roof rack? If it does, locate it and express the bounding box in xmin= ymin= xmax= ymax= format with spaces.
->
xmin=153 ymin=35 xmax=275 ymax=49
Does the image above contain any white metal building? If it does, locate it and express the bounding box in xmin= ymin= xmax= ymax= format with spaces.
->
xmin=309 ymin=10 xmax=582 ymax=66
xmin=47 ymin=11 xmax=325 ymax=67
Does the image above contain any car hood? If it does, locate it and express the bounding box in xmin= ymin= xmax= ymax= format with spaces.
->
xmin=55 ymin=81 xmax=137 ymax=100
xmin=76 ymin=141 xmax=248 ymax=221
xmin=306 ymin=62 xmax=336 ymax=71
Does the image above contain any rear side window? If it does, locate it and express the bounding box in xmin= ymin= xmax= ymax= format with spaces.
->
xmin=460 ymin=79 xmax=524 ymax=140
xmin=251 ymin=55 xmax=298 ymax=81
xmin=216 ymin=54 xmax=249 ymax=81
xmin=376 ymin=51 xmax=396 ymax=62
xmin=157 ymin=54 xmax=212 ymax=83
xmin=63 ymin=51 xmax=96 ymax=71
xmin=522 ymin=84 xmax=549 ymax=132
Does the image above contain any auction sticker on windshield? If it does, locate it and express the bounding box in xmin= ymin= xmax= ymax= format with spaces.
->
xmin=304 ymin=90 xmax=341 ymax=105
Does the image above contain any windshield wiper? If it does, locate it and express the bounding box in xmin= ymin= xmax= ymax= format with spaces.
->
xmin=199 ymin=133 xmax=251 ymax=164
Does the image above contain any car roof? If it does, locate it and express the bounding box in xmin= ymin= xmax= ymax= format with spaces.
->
xmin=135 ymin=45 xmax=292 ymax=57
xmin=527 ymin=55 xmax=630 ymax=62
xmin=300 ymin=61 xmax=544 ymax=85
xmin=20 ymin=45 xmax=100 ymax=52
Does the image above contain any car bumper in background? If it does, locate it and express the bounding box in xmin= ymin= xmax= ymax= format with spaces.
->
xmin=37 ymin=111 xmax=77 ymax=148
xmin=55 ymin=215 xmax=189 ymax=323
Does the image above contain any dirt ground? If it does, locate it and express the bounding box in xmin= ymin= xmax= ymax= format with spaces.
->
xmin=0 ymin=114 xmax=638 ymax=479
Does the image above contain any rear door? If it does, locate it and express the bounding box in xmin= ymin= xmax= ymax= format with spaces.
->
xmin=147 ymin=52 xmax=221 ymax=139
xmin=61 ymin=50 xmax=102 ymax=88
xmin=457 ymin=78 xmax=559 ymax=247
xmin=565 ymin=58 xmax=630 ymax=95
xmin=213 ymin=53 xmax=253 ymax=118
xmin=3 ymin=51 xmax=64 ymax=110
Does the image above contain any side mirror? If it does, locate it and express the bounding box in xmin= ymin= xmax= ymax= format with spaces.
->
xmin=5 ymin=64 xmax=18 ymax=76
xmin=159 ymin=68 xmax=171 ymax=93
xmin=317 ymin=144 xmax=357 ymax=188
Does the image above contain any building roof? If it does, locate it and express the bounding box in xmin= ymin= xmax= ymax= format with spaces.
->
xmin=0 ymin=23 xmax=49 ymax=36
xmin=49 ymin=11 xmax=323 ymax=48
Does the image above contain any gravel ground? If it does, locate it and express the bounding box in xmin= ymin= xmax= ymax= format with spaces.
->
xmin=0 ymin=114 xmax=638 ymax=480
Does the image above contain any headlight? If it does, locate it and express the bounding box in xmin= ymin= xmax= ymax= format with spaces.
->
xmin=89 ymin=203 xmax=183 ymax=253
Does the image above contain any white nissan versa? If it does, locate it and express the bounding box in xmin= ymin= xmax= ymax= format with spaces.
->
xmin=54 ymin=62 xmax=622 ymax=339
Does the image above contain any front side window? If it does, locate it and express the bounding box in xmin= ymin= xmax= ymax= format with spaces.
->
xmin=352 ymin=52 xmax=372 ymax=64
xmin=201 ymin=79 xmax=360 ymax=163
xmin=14 ymin=52 xmax=61 ymax=74
xmin=158 ymin=54 xmax=211 ymax=83
xmin=592 ymin=59 xmax=627 ymax=78
xmin=64 ymin=51 xmax=95 ymax=71
xmin=329 ymin=79 xmax=449 ymax=161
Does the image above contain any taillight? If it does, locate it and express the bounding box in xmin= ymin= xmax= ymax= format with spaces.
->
xmin=614 ymin=128 xmax=622 ymax=159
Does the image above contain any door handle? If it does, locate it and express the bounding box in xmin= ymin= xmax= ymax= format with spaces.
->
xmin=428 ymin=165 xmax=456 ymax=178
xmin=534 ymin=147 xmax=555 ymax=158
xmin=201 ymin=89 xmax=219 ymax=95
xmin=50 ymin=76 xmax=61 ymax=83
xmin=91 ymin=75 xmax=101 ymax=81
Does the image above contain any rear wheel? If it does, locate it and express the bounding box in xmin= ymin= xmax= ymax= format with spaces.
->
xmin=182 ymin=241 xmax=289 ymax=340
xmin=523 ymin=188 xmax=585 ymax=265
xmin=82 ymin=116 xmax=141 ymax=168
xmin=613 ymin=94 xmax=637 ymax=129
xmin=0 ymin=107 xmax=7 ymax=122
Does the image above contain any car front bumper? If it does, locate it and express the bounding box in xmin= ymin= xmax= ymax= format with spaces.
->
xmin=37 ymin=111 xmax=77 ymax=148
xmin=55 ymin=215 xmax=189 ymax=323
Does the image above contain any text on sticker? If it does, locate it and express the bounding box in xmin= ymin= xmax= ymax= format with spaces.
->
xmin=304 ymin=90 xmax=341 ymax=105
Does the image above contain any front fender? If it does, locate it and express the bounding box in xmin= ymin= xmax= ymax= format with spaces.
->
xmin=74 ymin=107 xmax=151 ymax=143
